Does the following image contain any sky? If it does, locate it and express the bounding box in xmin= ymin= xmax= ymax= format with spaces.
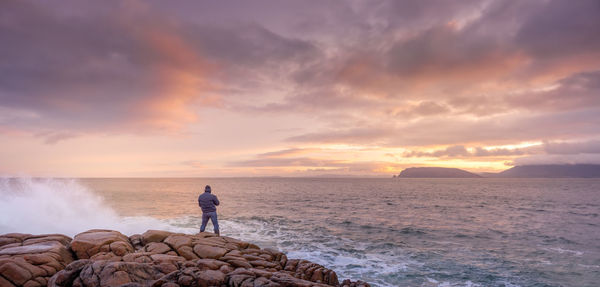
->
xmin=1 ymin=0 xmax=600 ymax=177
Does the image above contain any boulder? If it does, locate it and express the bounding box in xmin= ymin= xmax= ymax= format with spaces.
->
xmin=225 ymin=268 xmax=334 ymax=287
xmin=69 ymin=230 xmax=133 ymax=259
xmin=193 ymin=245 xmax=227 ymax=259
xmin=140 ymin=230 xmax=174 ymax=245
xmin=285 ymin=259 xmax=339 ymax=286
xmin=144 ymin=242 xmax=172 ymax=254
xmin=50 ymin=260 xmax=168 ymax=287
xmin=0 ymin=230 xmax=370 ymax=287
xmin=0 ymin=233 xmax=74 ymax=287
xmin=194 ymin=258 xmax=229 ymax=271
xmin=163 ymin=234 xmax=192 ymax=251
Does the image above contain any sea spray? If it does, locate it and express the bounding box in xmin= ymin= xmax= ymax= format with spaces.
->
xmin=0 ymin=177 xmax=191 ymax=236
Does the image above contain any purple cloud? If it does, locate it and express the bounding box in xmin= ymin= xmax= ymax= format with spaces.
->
xmin=1 ymin=0 xmax=599 ymax=154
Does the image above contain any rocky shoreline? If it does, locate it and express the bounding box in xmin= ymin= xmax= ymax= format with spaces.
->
xmin=0 ymin=229 xmax=370 ymax=287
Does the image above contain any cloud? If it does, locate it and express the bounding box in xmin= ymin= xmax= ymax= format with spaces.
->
xmin=255 ymin=148 xmax=320 ymax=158
xmin=0 ymin=0 xmax=318 ymax=137
xmin=403 ymin=145 xmax=527 ymax=158
xmin=399 ymin=140 xmax=600 ymax=166
xmin=35 ymin=131 xmax=80 ymax=145
xmin=404 ymin=145 xmax=469 ymax=157
xmin=286 ymin=127 xmax=390 ymax=145
xmin=2 ymin=0 xmax=600 ymax=160
xmin=544 ymin=140 xmax=600 ymax=155
xmin=0 ymin=0 xmax=218 ymax=135
xmin=511 ymin=154 xmax=600 ymax=166
xmin=230 ymin=157 xmax=346 ymax=168
xmin=504 ymin=70 xmax=600 ymax=112
xmin=287 ymin=108 xmax=600 ymax=147
xmin=403 ymin=145 xmax=528 ymax=158
xmin=264 ymin=0 xmax=598 ymax=117
xmin=229 ymin=147 xmax=344 ymax=168
xmin=515 ymin=0 xmax=600 ymax=60
xmin=472 ymin=147 xmax=527 ymax=157
xmin=227 ymin=147 xmax=408 ymax=176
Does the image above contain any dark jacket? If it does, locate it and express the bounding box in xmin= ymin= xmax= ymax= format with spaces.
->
xmin=198 ymin=192 xmax=220 ymax=213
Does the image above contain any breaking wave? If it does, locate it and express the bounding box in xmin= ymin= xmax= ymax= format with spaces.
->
xmin=0 ymin=177 xmax=192 ymax=237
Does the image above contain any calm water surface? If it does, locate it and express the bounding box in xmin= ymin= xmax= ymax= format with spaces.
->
xmin=77 ymin=178 xmax=600 ymax=287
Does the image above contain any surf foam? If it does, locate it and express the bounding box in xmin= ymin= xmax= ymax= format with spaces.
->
xmin=0 ymin=177 xmax=192 ymax=237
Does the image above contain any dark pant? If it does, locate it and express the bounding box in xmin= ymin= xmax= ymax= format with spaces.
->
xmin=200 ymin=211 xmax=219 ymax=233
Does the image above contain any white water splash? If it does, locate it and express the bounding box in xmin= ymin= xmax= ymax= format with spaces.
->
xmin=0 ymin=177 xmax=191 ymax=237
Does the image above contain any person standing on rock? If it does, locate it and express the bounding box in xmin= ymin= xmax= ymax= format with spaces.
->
xmin=198 ymin=185 xmax=220 ymax=236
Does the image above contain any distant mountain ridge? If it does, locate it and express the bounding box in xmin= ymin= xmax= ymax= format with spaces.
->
xmin=395 ymin=164 xmax=600 ymax=178
xmin=397 ymin=167 xmax=482 ymax=178
xmin=496 ymin=164 xmax=600 ymax=178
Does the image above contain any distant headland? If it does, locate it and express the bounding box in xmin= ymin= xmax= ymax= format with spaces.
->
xmin=395 ymin=164 xmax=600 ymax=178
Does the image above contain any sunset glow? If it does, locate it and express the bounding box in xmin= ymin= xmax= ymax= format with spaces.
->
xmin=1 ymin=0 xmax=600 ymax=177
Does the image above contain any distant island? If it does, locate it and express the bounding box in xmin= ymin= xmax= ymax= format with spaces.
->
xmin=397 ymin=167 xmax=482 ymax=178
xmin=494 ymin=164 xmax=600 ymax=178
xmin=395 ymin=164 xmax=600 ymax=178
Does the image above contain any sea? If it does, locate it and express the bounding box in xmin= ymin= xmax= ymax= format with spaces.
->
xmin=1 ymin=177 xmax=599 ymax=287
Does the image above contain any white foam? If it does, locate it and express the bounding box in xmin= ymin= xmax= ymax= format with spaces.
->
xmin=423 ymin=278 xmax=489 ymax=287
xmin=174 ymin=216 xmax=418 ymax=287
xmin=546 ymin=247 xmax=584 ymax=256
xmin=0 ymin=178 xmax=191 ymax=237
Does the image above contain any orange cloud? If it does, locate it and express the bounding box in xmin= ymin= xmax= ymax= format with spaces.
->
xmin=130 ymin=24 xmax=220 ymax=132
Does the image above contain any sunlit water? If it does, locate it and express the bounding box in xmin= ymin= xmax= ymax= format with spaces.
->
xmin=1 ymin=178 xmax=599 ymax=287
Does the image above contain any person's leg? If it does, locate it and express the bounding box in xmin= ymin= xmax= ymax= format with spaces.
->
xmin=210 ymin=212 xmax=219 ymax=235
xmin=200 ymin=212 xmax=210 ymax=232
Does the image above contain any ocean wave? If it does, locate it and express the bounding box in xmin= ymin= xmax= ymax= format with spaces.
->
xmin=163 ymin=215 xmax=417 ymax=287
xmin=0 ymin=177 xmax=191 ymax=236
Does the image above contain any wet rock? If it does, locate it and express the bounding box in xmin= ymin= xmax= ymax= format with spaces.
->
xmin=285 ymin=259 xmax=339 ymax=286
xmin=341 ymin=279 xmax=372 ymax=287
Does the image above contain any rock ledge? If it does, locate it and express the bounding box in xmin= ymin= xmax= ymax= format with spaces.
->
xmin=0 ymin=230 xmax=369 ymax=287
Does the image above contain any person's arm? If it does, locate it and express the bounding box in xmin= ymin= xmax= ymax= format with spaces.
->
xmin=213 ymin=195 xmax=220 ymax=206
xmin=198 ymin=196 xmax=202 ymax=207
